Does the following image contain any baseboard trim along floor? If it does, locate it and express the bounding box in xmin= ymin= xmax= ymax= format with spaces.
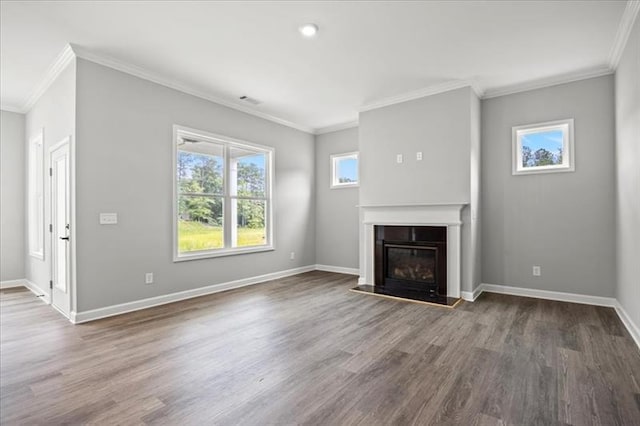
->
xmin=71 ymin=265 xmax=317 ymax=323
xmin=0 ymin=279 xmax=27 ymax=289
xmin=614 ymin=300 xmax=640 ymax=351
xmin=470 ymin=282 xmax=638 ymax=350
xmin=24 ymin=279 xmax=50 ymax=304
xmin=3 ymin=270 xmax=639 ymax=349
xmin=315 ymin=264 xmax=360 ymax=275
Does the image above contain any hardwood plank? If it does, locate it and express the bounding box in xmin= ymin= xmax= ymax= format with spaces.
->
xmin=1 ymin=272 xmax=639 ymax=425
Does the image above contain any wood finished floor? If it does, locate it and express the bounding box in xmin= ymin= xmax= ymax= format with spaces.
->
xmin=1 ymin=271 xmax=639 ymax=425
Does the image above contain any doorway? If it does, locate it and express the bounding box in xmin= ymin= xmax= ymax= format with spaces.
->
xmin=50 ymin=137 xmax=71 ymax=317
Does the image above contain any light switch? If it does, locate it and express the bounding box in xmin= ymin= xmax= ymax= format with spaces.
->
xmin=396 ymin=154 xmax=403 ymax=164
xmin=416 ymin=152 xmax=423 ymax=161
xmin=100 ymin=213 xmax=118 ymax=225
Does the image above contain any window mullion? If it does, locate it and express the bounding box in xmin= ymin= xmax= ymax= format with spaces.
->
xmin=174 ymin=125 xmax=274 ymax=260
xmin=223 ymin=144 xmax=232 ymax=249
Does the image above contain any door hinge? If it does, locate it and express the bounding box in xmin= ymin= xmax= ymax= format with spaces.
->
xmin=49 ymin=224 xmax=53 ymax=233
xmin=49 ymin=280 xmax=53 ymax=289
xmin=49 ymin=168 xmax=52 ymax=177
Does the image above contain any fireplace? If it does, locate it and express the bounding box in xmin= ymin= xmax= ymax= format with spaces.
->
xmin=356 ymin=203 xmax=466 ymax=305
xmin=375 ymin=225 xmax=447 ymax=301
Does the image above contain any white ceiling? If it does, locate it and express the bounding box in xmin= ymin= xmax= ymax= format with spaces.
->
xmin=0 ymin=1 xmax=631 ymax=133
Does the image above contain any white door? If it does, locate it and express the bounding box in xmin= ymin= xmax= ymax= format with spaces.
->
xmin=50 ymin=138 xmax=71 ymax=317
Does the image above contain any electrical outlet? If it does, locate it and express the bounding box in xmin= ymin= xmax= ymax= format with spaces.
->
xmin=532 ymin=266 xmax=541 ymax=277
xmin=416 ymin=152 xmax=423 ymax=161
xmin=99 ymin=213 xmax=118 ymax=225
xmin=396 ymin=154 xmax=403 ymax=164
xmin=145 ymin=272 xmax=154 ymax=284
xmin=290 ymin=252 xmax=295 ymax=260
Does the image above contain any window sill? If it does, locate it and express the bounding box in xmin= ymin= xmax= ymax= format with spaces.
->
xmin=174 ymin=245 xmax=274 ymax=262
xmin=513 ymin=165 xmax=574 ymax=175
xmin=330 ymin=183 xmax=359 ymax=189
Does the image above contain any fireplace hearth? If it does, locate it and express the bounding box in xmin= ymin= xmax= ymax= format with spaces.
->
xmin=352 ymin=224 xmax=459 ymax=307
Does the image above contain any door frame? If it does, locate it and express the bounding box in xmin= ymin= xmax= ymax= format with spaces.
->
xmin=48 ymin=136 xmax=76 ymax=320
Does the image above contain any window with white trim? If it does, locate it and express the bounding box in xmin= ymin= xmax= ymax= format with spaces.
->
xmin=174 ymin=126 xmax=273 ymax=260
xmin=512 ymin=119 xmax=574 ymax=175
xmin=28 ymin=130 xmax=44 ymax=259
xmin=330 ymin=152 xmax=359 ymax=188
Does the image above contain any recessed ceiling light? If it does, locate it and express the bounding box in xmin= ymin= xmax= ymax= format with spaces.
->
xmin=299 ymin=23 xmax=318 ymax=38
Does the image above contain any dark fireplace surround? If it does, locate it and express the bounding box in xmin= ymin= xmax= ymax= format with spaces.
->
xmin=374 ymin=225 xmax=448 ymax=303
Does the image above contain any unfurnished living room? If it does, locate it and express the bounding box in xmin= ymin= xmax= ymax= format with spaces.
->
xmin=1 ymin=1 xmax=639 ymax=424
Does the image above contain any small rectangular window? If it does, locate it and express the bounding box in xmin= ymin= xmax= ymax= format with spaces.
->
xmin=512 ymin=119 xmax=574 ymax=175
xmin=28 ymin=129 xmax=44 ymax=260
xmin=174 ymin=126 xmax=273 ymax=261
xmin=331 ymin=152 xmax=359 ymax=188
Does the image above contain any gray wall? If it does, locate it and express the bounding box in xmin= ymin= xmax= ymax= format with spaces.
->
xmin=315 ymin=127 xmax=359 ymax=270
xmin=481 ymin=75 xmax=616 ymax=297
xmin=615 ymin=19 xmax=640 ymax=328
xmin=24 ymin=60 xmax=76 ymax=294
xmin=75 ymin=58 xmax=315 ymax=312
xmin=359 ymin=87 xmax=472 ymax=206
xmin=0 ymin=110 xmax=26 ymax=282
xmin=358 ymin=87 xmax=479 ymax=293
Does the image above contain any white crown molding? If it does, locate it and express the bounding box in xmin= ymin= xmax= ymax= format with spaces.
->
xmin=70 ymin=44 xmax=316 ymax=134
xmin=468 ymin=80 xmax=485 ymax=99
xmin=359 ymin=80 xmax=477 ymax=113
xmin=609 ymin=0 xmax=640 ymax=69
xmin=0 ymin=104 xmax=24 ymax=114
xmin=7 ymin=0 xmax=636 ymax=133
xmin=482 ymin=65 xmax=614 ymax=99
xmin=314 ymin=120 xmax=359 ymax=135
xmin=20 ymin=44 xmax=76 ymax=114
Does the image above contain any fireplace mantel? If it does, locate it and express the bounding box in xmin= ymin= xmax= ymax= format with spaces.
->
xmin=358 ymin=203 xmax=468 ymax=298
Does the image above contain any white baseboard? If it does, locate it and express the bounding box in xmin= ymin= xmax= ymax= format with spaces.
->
xmin=315 ymin=264 xmax=360 ymax=276
xmin=7 ymin=268 xmax=639 ymax=353
xmin=478 ymin=283 xmax=616 ymax=307
xmin=72 ymin=265 xmax=316 ymax=324
xmin=461 ymin=285 xmax=483 ymax=302
xmin=357 ymin=277 xmax=367 ymax=285
xmin=614 ymin=301 xmax=640 ymax=351
xmin=51 ymin=302 xmax=71 ymax=320
xmin=477 ymin=282 xmax=638 ymax=350
xmin=23 ymin=279 xmax=50 ymax=304
xmin=0 ymin=279 xmax=26 ymax=289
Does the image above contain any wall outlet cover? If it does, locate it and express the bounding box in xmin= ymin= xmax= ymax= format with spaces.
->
xmin=100 ymin=213 xmax=118 ymax=225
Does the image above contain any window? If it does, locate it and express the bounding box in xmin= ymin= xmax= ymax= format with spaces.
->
xmin=512 ymin=119 xmax=574 ymax=175
xmin=330 ymin=152 xmax=359 ymax=188
xmin=28 ymin=129 xmax=44 ymax=260
xmin=173 ymin=125 xmax=273 ymax=261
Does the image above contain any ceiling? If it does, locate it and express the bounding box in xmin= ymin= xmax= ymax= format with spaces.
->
xmin=0 ymin=1 xmax=632 ymax=133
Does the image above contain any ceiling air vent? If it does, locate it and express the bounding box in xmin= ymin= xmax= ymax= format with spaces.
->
xmin=239 ymin=95 xmax=261 ymax=106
